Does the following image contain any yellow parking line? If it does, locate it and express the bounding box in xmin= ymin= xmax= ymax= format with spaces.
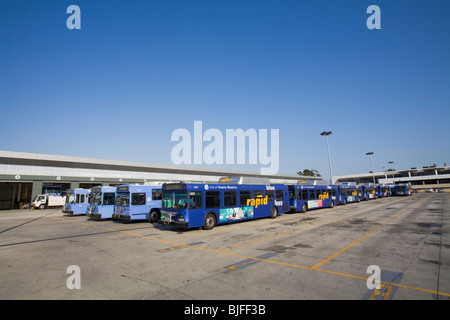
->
xmin=46 ymin=198 xmax=450 ymax=298
xmin=311 ymin=197 xmax=428 ymax=270
xmin=220 ymin=197 xmax=407 ymax=252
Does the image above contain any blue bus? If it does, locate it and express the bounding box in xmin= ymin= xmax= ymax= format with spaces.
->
xmin=113 ymin=184 xmax=163 ymax=222
xmin=160 ymin=181 xmax=290 ymax=230
xmin=392 ymin=183 xmax=412 ymax=196
xmin=289 ymin=183 xmax=336 ymax=213
xmin=360 ymin=183 xmax=379 ymax=200
xmin=87 ymin=186 xmax=117 ymax=220
xmin=377 ymin=184 xmax=391 ymax=198
xmin=63 ymin=188 xmax=91 ymax=216
xmin=335 ymin=183 xmax=362 ymax=204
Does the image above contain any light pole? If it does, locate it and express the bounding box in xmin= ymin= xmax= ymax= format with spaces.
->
xmin=320 ymin=131 xmax=333 ymax=184
xmin=388 ymin=161 xmax=395 ymax=179
xmin=366 ymin=152 xmax=375 ymax=183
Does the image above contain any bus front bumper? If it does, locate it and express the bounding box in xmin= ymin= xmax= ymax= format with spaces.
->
xmin=159 ymin=220 xmax=188 ymax=229
xmin=87 ymin=212 xmax=102 ymax=220
xmin=160 ymin=211 xmax=188 ymax=228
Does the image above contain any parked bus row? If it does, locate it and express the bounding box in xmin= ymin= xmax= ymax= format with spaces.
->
xmin=56 ymin=178 xmax=412 ymax=230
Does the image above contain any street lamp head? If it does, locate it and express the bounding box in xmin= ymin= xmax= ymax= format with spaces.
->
xmin=320 ymin=131 xmax=332 ymax=136
xmin=366 ymin=152 xmax=374 ymax=156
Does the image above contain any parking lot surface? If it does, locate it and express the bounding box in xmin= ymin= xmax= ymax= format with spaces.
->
xmin=0 ymin=193 xmax=449 ymax=300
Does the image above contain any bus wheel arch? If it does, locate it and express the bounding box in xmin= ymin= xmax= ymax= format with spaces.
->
xmin=270 ymin=206 xmax=278 ymax=219
xmin=301 ymin=203 xmax=307 ymax=213
xmin=148 ymin=208 xmax=161 ymax=223
xmin=203 ymin=212 xmax=217 ymax=230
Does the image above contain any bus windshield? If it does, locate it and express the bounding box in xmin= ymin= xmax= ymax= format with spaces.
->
xmin=162 ymin=191 xmax=188 ymax=209
xmin=90 ymin=192 xmax=102 ymax=205
xmin=115 ymin=192 xmax=130 ymax=206
xmin=65 ymin=194 xmax=75 ymax=204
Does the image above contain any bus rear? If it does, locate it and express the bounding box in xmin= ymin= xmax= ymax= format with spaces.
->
xmin=113 ymin=185 xmax=162 ymax=222
xmin=87 ymin=186 xmax=116 ymax=220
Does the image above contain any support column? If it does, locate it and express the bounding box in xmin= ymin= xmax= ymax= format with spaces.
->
xmin=70 ymin=182 xmax=80 ymax=189
xmin=31 ymin=181 xmax=43 ymax=201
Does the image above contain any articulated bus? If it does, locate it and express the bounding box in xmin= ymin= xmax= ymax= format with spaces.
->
xmin=63 ymin=188 xmax=91 ymax=215
xmin=160 ymin=181 xmax=290 ymax=230
xmin=360 ymin=183 xmax=379 ymax=200
xmin=335 ymin=183 xmax=362 ymax=204
xmin=87 ymin=186 xmax=117 ymax=220
xmin=113 ymin=184 xmax=162 ymax=222
xmin=289 ymin=182 xmax=337 ymax=213
xmin=392 ymin=183 xmax=412 ymax=196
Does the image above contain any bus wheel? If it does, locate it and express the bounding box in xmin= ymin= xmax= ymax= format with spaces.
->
xmin=301 ymin=203 xmax=307 ymax=213
xmin=148 ymin=209 xmax=160 ymax=223
xmin=203 ymin=213 xmax=217 ymax=230
xmin=270 ymin=206 xmax=278 ymax=219
xmin=330 ymin=200 xmax=334 ymax=208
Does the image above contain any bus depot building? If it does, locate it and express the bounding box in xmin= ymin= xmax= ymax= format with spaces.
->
xmin=0 ymin=150 xmax=303 ymax=210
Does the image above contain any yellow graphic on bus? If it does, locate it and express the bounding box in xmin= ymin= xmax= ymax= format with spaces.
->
xmin=247 ymin=195 xmax=268 ymax=208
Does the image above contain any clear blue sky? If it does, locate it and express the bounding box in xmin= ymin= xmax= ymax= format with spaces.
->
xmin=1 ymin=0 xmax=449 ymax=179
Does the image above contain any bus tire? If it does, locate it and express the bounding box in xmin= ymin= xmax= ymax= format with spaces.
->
xmin=270 ymin=206 xmax=278 ymax=219
xmin=203 ymin=212 xmax=217 ymax=230
xmin=301 ymin=203 xmax=307 ymax=213
xmin=148 ymin=209 xmax=160 ymax=223
xmin=330 ymin=200 xmax=334 ymax=208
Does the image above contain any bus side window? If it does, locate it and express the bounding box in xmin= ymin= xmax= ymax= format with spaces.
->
xmin=205 ymin=191 xmax=220 ymax=209
xmin=302 ymin=190 xmax=308 ymax=200
xmin=131 ymin=193 xmax=146 ymax=205
xmin=266 ymin=190 xmax=274 ymax=201
xmin=276 ymin=190 xmax=283 ymax=201
xmin=239 ymin=191 xmax=251 ymax=206
xmin=308 ymin=190 xmax=315 ymax=200
xmin=152 ymin=189 xmax=162 ymax=200
xmin=189 ymin=191 xmax=203 ymax=209
xmin=320 ymin=188 xmax=326 ymax=198
xmin=224 ymin=191 xmax=237 ymax=207
xmin=253 ymin=190 xmax=264 ymax=198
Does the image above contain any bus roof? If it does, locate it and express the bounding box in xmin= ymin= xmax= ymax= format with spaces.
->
xmin=335 ymin=182 xmax=357 ymax=186
xmin=116 ymin=184 xmax=162 ymax=192
xmin=218 ymin=176 xmax=271 ymax=185
xmin=66 ymin=188 xmax=91 ymax=194
xmin=163 ymin=182 xmax=285 ymax=191
xmin=297 ymin=180 xmax=330 ymax=185
xmin=90 ymin=186 xmax=117 ymax=193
